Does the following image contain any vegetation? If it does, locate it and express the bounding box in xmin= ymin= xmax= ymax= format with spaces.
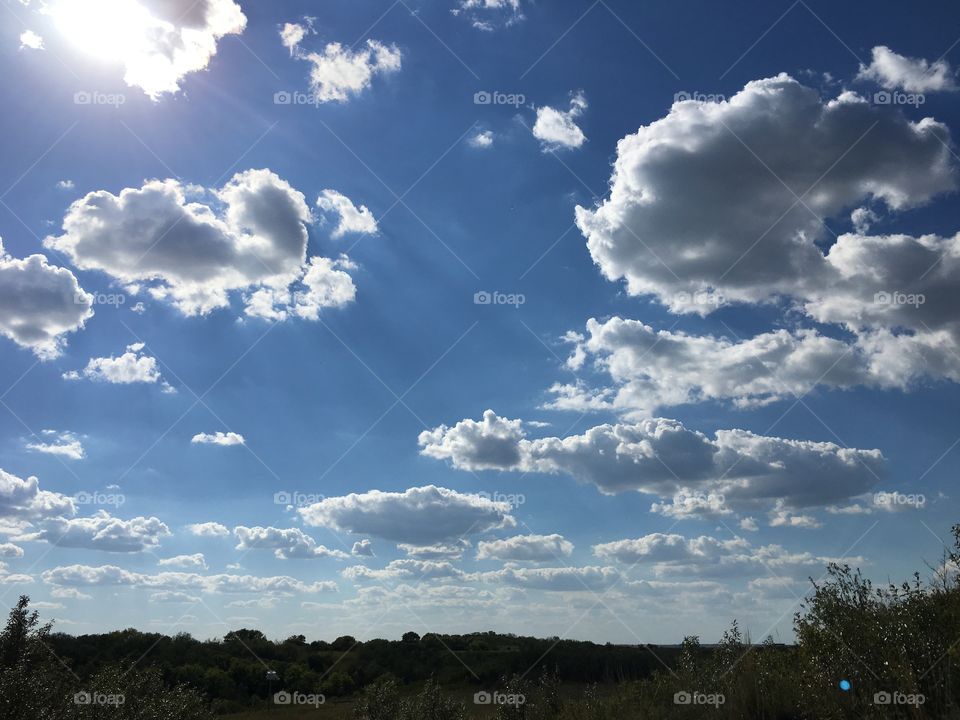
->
xmin=5 ymin=526 xmax=960 ymax=717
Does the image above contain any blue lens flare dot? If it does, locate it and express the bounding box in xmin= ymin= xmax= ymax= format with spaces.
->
xmin=839 ymin=680 xmax=851 ymax=692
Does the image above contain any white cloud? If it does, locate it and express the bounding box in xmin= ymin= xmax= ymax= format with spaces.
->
xmin=801 ymin=231 xmax=960 ymax=381
xmin=857 ymin=46 xmax=956 ymax=92
xmin=418 ymin=410 xmax=526 ymax=471
xmin=19 ymin=30 xmax=43 ymax=50
xmin=299 ymin=485 xmax=516 ymax=544
xmin=453 ymin=0 xmax=523 ymax=31
xmin=280 ymin=22 xmax=306 ymax=55
xmin=50 ymin=0 xmax=247 ymax=99
xmin=344 ymin=583 xmax=507 ymax=611
xmin=558 ymin=232 xmax=960 ymax=410
xmin=63 ymin=342 xmax=173 ymax=391
xmin=51 ymin=587 xmax=91 ymax=600
xmin=552 ymin=318 xmax=892 ymax=416
xmin=42 ymin=564 xmax=338 ymax=595
xmin=45 ymin=170 xmax=355 ymax=320
xmin=30 ymin=601 xmax=64 ymax=610
xmin=827 ymin=490 xmax=928 ymax=515
xmin=242 ymin=255 xmax=357 ymax=322
xmin=342 ymin=559 xmax=466 ymax=583
xmin=397 ymin=541 xmax=469 ymax=560
xmin=0 ymin=240 xmax=92 ymax=358
xmin=191 ymin=431 xmax=245 ymax=446
xmin=480 ymin=565 xmax=620 ymax=592
xmin=351 ymin=539 xmax=374 ymax=557
xmin=186 ymin=521 xmax=230 ymax=537
xmin=768 ymin=502 xmax=822 ymax=529
xmin=226 ymin=597 xmax=277 ymax=609
xmin=149 ymin=590 xmax=200 ymax=603
xmin=56 ymin=180 xmax=75 ymax=190
xmin=298 ymin=40 xmax=401 ymax=103
xmin=532 ymin=92 xmax=587 ymax=150
xmin=650 ymin=491 xmax=731 ymax=520
xmin=26 ymin=431 xmax=85 ymax=460
xmin=575 ymin=75 xmax=954 ymax=312
xmin=18 ymin=511 xmax=170 ymax=552
xmin=0 ymin=543 xmax=24 ymax=558
xmin=316 ymin=190 xmax=378 ymax=238
xmin=157 ymin=553 xmax=207 ymax=570
xmin=476 ymin=534 xmax=573 ymax=562
xmin=0 ymin=569 xmax=33 ymax=585
xmin=420 ymin=411 xmax=884 ymax=516
xmin=468 ymin=131 xmax=494 ymax=149
xmin=593 ymin=533 xmax=858 ymax=580
xmin=233 ymin=526 xmax=349 ymax=560
xmin=0 ymin=469 xmax=75 ymax=524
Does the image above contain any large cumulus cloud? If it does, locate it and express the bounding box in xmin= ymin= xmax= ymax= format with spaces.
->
xmin=0 ymin=240 xmax=92 ymax=358
xmin=0 ymin=468 xmax=75 ymax=527
xmin=575 ymin=74 xmax=954 ymax=311
xmin=565 ymin=75 xmax=960 ymax=406
xmin=44 ymin=170 xmax=356 ymax=319
xmin=419 ymin=411 xmax=884 ymax=519
xmin=298 ymin=485 xmax=516 ymax=544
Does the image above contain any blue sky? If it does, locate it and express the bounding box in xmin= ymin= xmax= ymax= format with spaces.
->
xmin=1 ymin=0 xmax=959 ymax=645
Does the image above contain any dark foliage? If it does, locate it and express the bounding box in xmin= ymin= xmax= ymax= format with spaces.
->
xmin=10 ymin=523 xmax=960 ymax=718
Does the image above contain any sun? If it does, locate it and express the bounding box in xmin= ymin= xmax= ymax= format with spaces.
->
xmin=50 ymin=0 xmax=156 ymax=63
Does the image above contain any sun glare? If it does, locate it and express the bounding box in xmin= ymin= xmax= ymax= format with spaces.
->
xmin=51 ymin=0 xmax=155 ymax=63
